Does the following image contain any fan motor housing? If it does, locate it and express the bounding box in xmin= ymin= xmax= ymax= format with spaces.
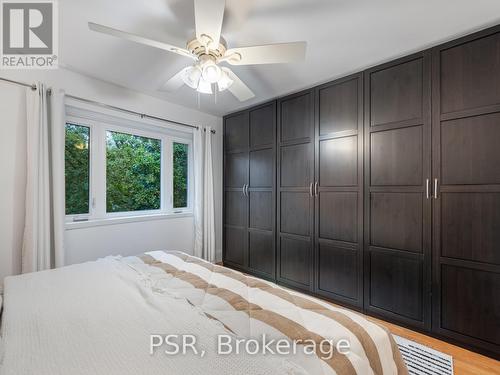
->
xmin=187 ymin=36 xmax=227 ymax=60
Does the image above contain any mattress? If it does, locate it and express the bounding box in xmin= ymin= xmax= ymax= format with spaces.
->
xmin=0 ymin=251 xmax=407 ymax=375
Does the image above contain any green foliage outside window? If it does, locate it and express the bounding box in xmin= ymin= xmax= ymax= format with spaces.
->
xmin=173 ymin=142 xmax=188 ymax=208
xmin=106 ymin=131 xmax=161 ymax=213
xmin=65 ymin=124 xmax=90 ymax=215
xmin=65 ymin=124 xmax=189 ymax=216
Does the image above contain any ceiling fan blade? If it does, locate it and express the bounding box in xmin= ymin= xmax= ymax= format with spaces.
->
xmin=194 ymin=0 xmax=225 ymax=48
xmin=160 ymin=68 xmax=187 ymax=92
xmin=225 ymin=41 xmax=306 ymax=65
xmin=223 ymin=68 xmax=255 ymax=102
xmin=88 ymin=22 xmax=195 ymax=60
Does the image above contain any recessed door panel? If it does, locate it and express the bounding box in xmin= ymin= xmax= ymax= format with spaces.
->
xmin=370 ymin=126 xmax=423 ymax=186
xmin=281 ymin=192 xmax=310 ymax=236
xmin=224 ymin=192 xmax=246 ymax=227
xmin=319 ymin=192 xmax=357 ymax=243
xmin=249 ymin=231 xmax=274 ymax=277
xmin=225 ymin=227 xmax=246 ymax=266
xmin=280 ymin=237 xmax=311 ymax=286
xmin=370 ymin=58 xmax=423 ymax=126
xmin=250 ymin=149 xmax=273 ymax=187
xmin=250 ymin=104 xmax=274 ymax=147
xmin=225 ymin=112 xmax=248 ymax=151
xmin=371 ymin=193 xmax=423 ymax=253
xmin=370 ymin=250 xmax=423 ymax=321
xmin=441 ymin=193 xmax=500 ymax=265
xmin=440 ymin=31 xmax=500 ymax=113
xmin=441 ymin=113 xmax=500 ymax=185
xmin=280 ymin=93 xmax=313 ymax=142
xmin=441 ymin=265 xmax=500 ymax=346
xmin=318 ymin=244 xmax=358 ymax=300
xmin=225 ymin=152 xmax=248 ymax=188
xmin=249 ymin=191 xmax=273 ymax=231
xmin=319 ymin=136 xmax=358 ymax=186
xmin=319 ymin=78 xmax=358 ymax=135
xmin=280 ymin=143 xmax=311 ymax=187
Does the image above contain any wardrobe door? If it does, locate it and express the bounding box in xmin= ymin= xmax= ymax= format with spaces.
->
xmin=224 ymin=112 xmax=249 ymax=269
xmin=314 ymin=74 xmax=364 ymax=309
xmin=364 ymin=53 xmax=432 ymax=330
xmin=277 ymin=90 xmax=315 ymax=291
xmin=247 ymin=102 xmax=276 ymax=279
xmin=432 ymin=27 xmax=500 ymax=358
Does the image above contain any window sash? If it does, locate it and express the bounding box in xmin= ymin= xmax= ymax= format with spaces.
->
xmin=65 ymin=115 xmax=193 ymax=223
xmin=171 ymin=138 xmax=192 ymax=212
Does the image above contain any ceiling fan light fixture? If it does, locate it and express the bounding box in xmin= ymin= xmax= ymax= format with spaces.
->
xmin=89 ymin=0 xmax=307 ymax=103
xmin=201 ymin=62 xmax=222 ymax=83
xmin=181 ymin=65 xmax=202 ymax=89
xmin=197 ymin=78 xmax=213 ymax=94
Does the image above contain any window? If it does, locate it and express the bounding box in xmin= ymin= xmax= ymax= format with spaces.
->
xmin=106 ymin=131 xmax=161 ymax=213
xmin=64 ymin=113 xmax=192 ymax=223
xmin=65 ymin=124 xmax=90 ymax=215
xmin=173 ymin=142 xmax=188 ymax=209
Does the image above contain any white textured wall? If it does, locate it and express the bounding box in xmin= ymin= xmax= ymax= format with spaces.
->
xmin=0 ymin=68 xmax=223 ymax=288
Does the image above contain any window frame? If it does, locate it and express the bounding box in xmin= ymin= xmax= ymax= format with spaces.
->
xmin=64 ymin=114 xmax=194 ymax=225
xmin=64 ymin=119 xmax=94 ymax=223
xmin=171 ymin=137 xmax=193 ymax=213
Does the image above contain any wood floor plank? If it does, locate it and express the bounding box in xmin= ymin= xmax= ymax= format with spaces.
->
xmin=366 ymin=316 xmax=500 ymax=375
xmin=224 ymin=264 xmax=500 ymax=374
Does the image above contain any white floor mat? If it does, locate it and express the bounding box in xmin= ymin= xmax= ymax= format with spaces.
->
xmin=394 ymin=335 xmax=454 ymax=375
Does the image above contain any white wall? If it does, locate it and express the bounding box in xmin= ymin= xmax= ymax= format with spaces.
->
xmin=0 ymin=68 xmax=223 ymax=287
xmin=64 ymin=216 xmax=195 ymax=265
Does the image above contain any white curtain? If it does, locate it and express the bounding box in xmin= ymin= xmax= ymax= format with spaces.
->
xmin=193 ymin=127 xmax=215 ymax=262
xmin=22 ymin=84 xmax=65 ymax=273
xmin=51 ymin=90 xmax=66 ymax=268
xmin=193 ymin=128 xmax=204 ymax=258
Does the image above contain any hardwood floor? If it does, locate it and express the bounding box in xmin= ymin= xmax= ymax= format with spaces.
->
xmin=222 ymin=263 xmax=500 ymax=373
xmin=368 ymin=315 xmax=500 ymax=375
xmin=317 ymin=293 xmax=500 ymax=374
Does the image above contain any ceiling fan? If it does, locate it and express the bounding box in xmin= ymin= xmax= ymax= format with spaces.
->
xmin=88 ymin=0 xmax=307 ymax=102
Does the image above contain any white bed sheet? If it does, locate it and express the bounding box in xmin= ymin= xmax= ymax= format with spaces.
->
xmin=0 ymin=256 xmax=300 ymax=375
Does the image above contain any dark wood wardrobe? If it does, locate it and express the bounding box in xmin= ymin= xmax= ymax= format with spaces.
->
xmin=224 ymin=101 xmax=276 ymax=280
xmin=364 ymin=52 xmax=432 ymax=330
xmin=223 ymin=24 xmax=500 ymax=359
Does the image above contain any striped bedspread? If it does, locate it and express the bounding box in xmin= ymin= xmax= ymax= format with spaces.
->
xmin=132 ymin=251 xmax=408 ymax=375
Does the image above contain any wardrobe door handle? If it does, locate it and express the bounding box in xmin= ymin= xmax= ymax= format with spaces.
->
xmin=309 ymin=183 xmax=314 ymax=197
xmin=426 ymin=179 xmax=430 ymax=199
xmin=245 ymin=184 xmax=249 ymax=197
xmin=242 ymin=184 xmax=246 ymax=196
xmin=433 ymin=178 xmax=439 ymax=199
xmin=314 ymin=181 xmax=319 ymax=197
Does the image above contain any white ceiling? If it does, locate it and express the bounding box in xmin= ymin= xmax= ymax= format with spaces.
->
xmin=61 ymin=0 xmax=500 ymax=116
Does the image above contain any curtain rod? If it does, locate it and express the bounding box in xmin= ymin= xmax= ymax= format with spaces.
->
xmin=65 ymin=94 xmax=216 ymax=134
xmin=0 ymin=76 xmax=37 ymax=90
xmin=0 ymin=76 xmax=215 ymax=134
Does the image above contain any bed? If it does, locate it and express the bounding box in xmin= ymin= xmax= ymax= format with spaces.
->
xmin=0 ymin=251 xmax=407 ymax=375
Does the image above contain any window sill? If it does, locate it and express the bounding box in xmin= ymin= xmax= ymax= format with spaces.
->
xmin=65 ymin=212 xmax=193 ymax=230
